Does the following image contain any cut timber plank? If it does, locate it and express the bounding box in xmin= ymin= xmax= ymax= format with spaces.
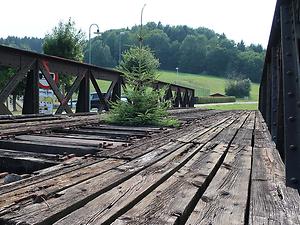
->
xmin=249 ymin=112 xmax=300 ymax=225
xmin=108 ymin=143 xmax=229 ymax=225
xmin=0 ymin=114 xmax=102 ymax=136
xmin=54 ymin=143 xmax=202 ymax=225
xmin=184 ymin=112 xmax=255 ymax=225
xmin=111 ymin=112 xmax=240 ymax=160
xmin=0 ymin=155 xmax=57 ymax=173
xmin=186 ymin=147 xmax=252 ymax=224
xmin=0 ymin=148 xmax=59 ymax=161
xmin=54 ymin=114 xmax=244 ymax=224
xmin=0 ymin=158 xmax=99 ymax=195
xmin=0 ymin=158 xmax=126 ymax=214
xmin=0 ymin=112 xmax=239 ymax=224
xmin=111 ymin=112 xmax=251 ymax=225
xmin=0 ymin=140 xmax=99 ymax=156
xmin=56 ymin=128 xmax=149 ymax=139
xmin=82 ymin=124 xmax=162 ymax=133
xmin=0 ymin=141 xmax=187 ymax=224
xmin=14 ymin=135 xmax=127 ymax=148
xmin=47 ymin=133 xmax=126 ymax=142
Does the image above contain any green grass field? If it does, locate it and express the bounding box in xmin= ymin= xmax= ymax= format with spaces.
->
xmin=157 ymin=71 xmax=260 ymax=101
xmin=197 ymin=102 xmax=258 ymax=110
xmin=90 ymin=70 xmax=260 ymax=103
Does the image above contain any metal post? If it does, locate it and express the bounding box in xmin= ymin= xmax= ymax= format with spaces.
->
xmin=112 ymin=78 xmax=122 ymax=102
xmin=271 ymin=47 xmax=279 ymax=144
xmin=22 ymin=62 xmax=39 ymax=114
xmin=119 ymin=32 xmax=125 ymax=63
xmin=280 ymin=2 xmax=300 ymax=188
xmin=139 ymin=4 xmax=146 ymax=47
xmin=76 ymin=71 xmax=90 ymax=113
xmin=89 ymin=24 xmax=100 ymax=64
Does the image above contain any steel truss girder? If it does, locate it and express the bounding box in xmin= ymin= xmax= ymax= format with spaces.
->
xmin=280 ymin=0 xmax=300 ymax=188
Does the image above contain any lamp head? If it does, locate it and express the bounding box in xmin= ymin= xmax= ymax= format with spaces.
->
xmin=94 ymin=29 xmax=101 ymax=35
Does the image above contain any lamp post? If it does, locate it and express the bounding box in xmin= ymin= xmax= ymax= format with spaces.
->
xmin=176 ymin=67 xmax=179 ymax=84
xmin=139 ymin=4 xmax=146 ymax=46
xmin=119 ymin=31 xmax=125 ymax=63
xmin=88 ymin=23 xmax=101 ymax=64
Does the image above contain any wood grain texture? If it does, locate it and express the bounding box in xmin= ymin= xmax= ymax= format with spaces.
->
xmin=113 ymin=113 xmax=251 ymax=225
xmin=249 ymin=112 xmax=300 ymax=225
xmin=1 ymin=110 xmax=299 ymax=225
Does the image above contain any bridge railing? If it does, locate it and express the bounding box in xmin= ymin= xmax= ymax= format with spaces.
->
xmin=259 ymin=0 xmax=300 ymax=188
xmin=0 ymin=45 xmax=194 ymax=115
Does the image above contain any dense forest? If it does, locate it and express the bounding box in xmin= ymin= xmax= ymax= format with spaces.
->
xmin=0 ymin=22 xmax=265 ymax=83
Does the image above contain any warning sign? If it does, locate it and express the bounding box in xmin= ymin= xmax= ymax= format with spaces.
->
xmin=38 ymin=71 xmax=58 ymax=89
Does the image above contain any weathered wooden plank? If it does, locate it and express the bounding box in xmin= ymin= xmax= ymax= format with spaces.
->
xmin=48 ymin=132 xmax=128 ymax=142
xmin=176 ymin=115 xmax=233 ymax=143
xmin=0 ymin=155 xmax=58 ymax=176
xmin=111 ymin=112 xmax=251 ymax=225
xmin=57 ymin=128 xmax=149 ymax=138
xmin=53 ymin=113 xmax=247 ymax=224
xmin=0 ymin=115 xmax=61 ymax=125
xmin=14 ymin=135 xmax=127 ymax=148
xmin=249 ymin=112 xmax=300 ymax=225
xmin=0 ymin=140 xmax=99 ymax=156
xmin=186 ymin=146 xmax=252 ymax=224
xmin=54 ymin=142 xmax=202 ymax=225
xmin=82 ymin=124 xmax=163 ymax=133
xmin=0 ymin=114 xmax=103 ymax=136
xmin=53 ymin=113 xmax=242 ymax=224
xmin=58 ymin=143 xmax=229 ymax=225
xmin=0 ymin=158 xmax=126 ymax=213
xmin=0 ymin=157 xmax=99 ymax=195
xmin=0 ymin=112 xmax=238 ymax=224
xmin=111 ymin=111 xmax=240 ymax=160
xmin=0 ymin=148 xmax=59 ymax=161
xmin=0 ymin=141 xmax=187 ymax=224
xmin=184 ymin=112 xmax=255 ymax=225
xmin=196 ymin=112 xmax=248 ymax=145
xmin=0 ymin=114 xmax=94 ymax=130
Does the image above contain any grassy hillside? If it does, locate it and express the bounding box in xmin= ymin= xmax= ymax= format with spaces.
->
xmin=157 ymin=71 xmax=260 ymax=101
xmin=91 ymin=70 xmax=260 ymax=102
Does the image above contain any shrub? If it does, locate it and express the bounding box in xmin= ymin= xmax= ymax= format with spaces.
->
xmin=225 ymin=78 xmax=251 ymax=98
xmin=105 ymin=46 xmax=179 ymax=127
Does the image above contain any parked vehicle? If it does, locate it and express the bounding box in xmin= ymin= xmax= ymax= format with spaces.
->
xmin=90 ymin=92 xmax=127 ymax=109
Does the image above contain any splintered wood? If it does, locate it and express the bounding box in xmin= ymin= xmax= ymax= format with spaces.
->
xmin=0 ymin=110 xmax=299 ymax=225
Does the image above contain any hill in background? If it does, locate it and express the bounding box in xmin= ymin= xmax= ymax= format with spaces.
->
xmin=158 ymin=71 xmax=259 ymax=101
xmin=0 ymin=22 xmax=265 ymax=84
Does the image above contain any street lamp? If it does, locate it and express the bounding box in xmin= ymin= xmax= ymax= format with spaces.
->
xmin=89 ymin=24 xmax=101 ymax=64
xmin=119 ymin=31 xmax=125 ymax=63
xmin=176 ymin=67 xmax=179 ymax=77
xmin=139 ymin=4 xmax=146 ymax=46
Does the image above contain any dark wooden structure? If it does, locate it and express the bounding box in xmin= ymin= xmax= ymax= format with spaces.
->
xmin=259 ymin=0 xmax=300 ymax=189
xmin=0 ymin=45 xmax=194 ymax=115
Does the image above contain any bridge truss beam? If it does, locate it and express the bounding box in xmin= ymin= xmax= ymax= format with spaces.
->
xmin=260 ymin=0 xmax=300 ymax=189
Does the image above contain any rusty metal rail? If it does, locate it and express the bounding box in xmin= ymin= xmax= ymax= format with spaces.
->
xmin=0 ymin=45 xmax=194 ymax=116
xmin=259 ymin=0 xmax=300 ymax=189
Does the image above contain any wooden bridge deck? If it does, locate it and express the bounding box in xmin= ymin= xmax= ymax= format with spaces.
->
xmin=0 ymin=109 xmax=299 ymax=224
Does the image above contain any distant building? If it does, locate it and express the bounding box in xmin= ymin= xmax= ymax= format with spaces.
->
xmin=209 ymin=93 xmax=226 ymax=97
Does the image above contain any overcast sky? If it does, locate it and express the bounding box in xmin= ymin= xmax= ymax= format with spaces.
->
xmin=1 ymin=0 xmax=277 ymax=47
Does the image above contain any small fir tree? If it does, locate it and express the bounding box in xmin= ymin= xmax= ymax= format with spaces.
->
xmin=105 ymin=46 xmax=178 ymax=127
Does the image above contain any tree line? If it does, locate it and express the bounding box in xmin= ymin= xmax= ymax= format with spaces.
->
xmin=0 ymin=21 xmax=265 ymax=83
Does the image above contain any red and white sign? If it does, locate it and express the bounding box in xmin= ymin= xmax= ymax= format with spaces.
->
xmin=38 ymin=60 xmax=59 ymax=89
xmin=38 ymin=71 xmax=58 ymax=89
